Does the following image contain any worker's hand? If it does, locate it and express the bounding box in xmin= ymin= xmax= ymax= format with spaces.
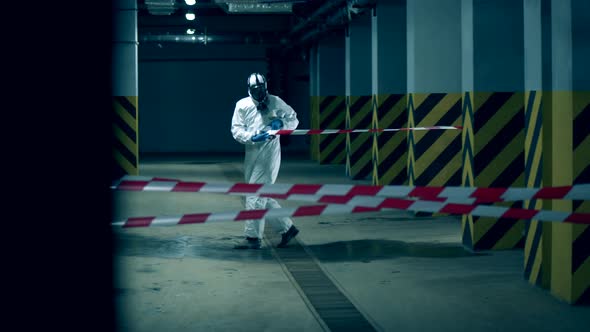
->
xmin=251 ymin=132 xmax=270 ymax=142
xmin=270 ymin=119 xmax=283 ymax=130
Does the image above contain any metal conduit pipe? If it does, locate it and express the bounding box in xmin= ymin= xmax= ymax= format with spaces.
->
xmin=297 ymin=0 xmax=374 ymax=45
xmin=140 ymin=0 xmax=373 ymax=47
xmin=289 ymin=0 xmax=346 ymax=36
xmin=349 ymin=0 xmax=375 ymax=9
xmin=325 ymin=6 xmax=350 ymax=26
xmin=293 ymin=8 xmax=348 ymax=46
xmin=140 ymin=33 xmax=284 ymax=45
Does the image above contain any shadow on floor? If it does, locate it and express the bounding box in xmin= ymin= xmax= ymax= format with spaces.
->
xmin=113 ymin=232 xmax=275 ymax=262
xmin=113 ymin=232 xmax=486 ymax=264
xmin=305 ymin=239 xmax=488 ymax=263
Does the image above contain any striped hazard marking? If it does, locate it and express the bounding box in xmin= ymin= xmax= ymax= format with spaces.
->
xmin=572 ymin=91 xmax=590 ymax=304
xmin=523 ymin=90 xmax=545 ymax=287
xmin=372 ymin=94 xmax=408 ymax=186
xmin=346 ymin=95 xmax=373 ymax=179
xmin=319 ymin=96 xmax=346 ymax=164
xmin=113 ymin=96 xmax=138 ymax=179
xmin=462 ymin=91 xmax=526 ymax=251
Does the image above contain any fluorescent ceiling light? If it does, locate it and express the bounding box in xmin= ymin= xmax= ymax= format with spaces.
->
xmin=185 ymin=12 xmax=196 ymax=20
xmin=185 ymin=0 xmax=197 ymax=5
xmin=186 ymin=28 xmax=196 ymax=35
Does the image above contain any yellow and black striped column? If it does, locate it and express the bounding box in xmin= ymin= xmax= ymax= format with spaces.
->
xmin=523 ymin=90 xmax=547 ymax=287
xmin=319 ymin=95 xmax=346 ymax=164
xmin=113 ymin=0 xmax=138 ymax=181
xmin=113 ymin=96 xmax=139 ymax=180
xmin=542 ymin=90 xmax=590 ymax=305
xmin=345 ymin=96 xmax=351 ymax=175
xmin=461 ymin=92 xmax=526 ymax=250
xmin=310 ymin=95 xmax=320 ymax=161
xmin=345 ymin=95 xmax=373 ymax=179
xmin=407 ymin=93 xmax=462 ymax=187
xmin=570 ymin=91 xmax=590 ymax=303
xmin=371 ymin=93 xmax=408 ymax=185
xmin=461 ymin=92 xmax=475 ymax=245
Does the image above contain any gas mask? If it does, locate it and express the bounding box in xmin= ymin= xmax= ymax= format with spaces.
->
xmin=247 ymin=72 xmax=268 ymax=103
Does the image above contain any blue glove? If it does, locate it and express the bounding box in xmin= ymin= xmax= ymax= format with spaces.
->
xmin=270 ymin=119 xmax=284 ymax=130
xmin=251 ymin=132 xmax=270 ymax=142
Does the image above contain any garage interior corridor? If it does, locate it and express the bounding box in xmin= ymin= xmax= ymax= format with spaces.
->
xmin=112 ymin=154 xmax=589 ymax=332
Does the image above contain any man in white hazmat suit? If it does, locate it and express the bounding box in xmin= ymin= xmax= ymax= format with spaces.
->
xmin=230 ymin=72 xmax=300 ymax=249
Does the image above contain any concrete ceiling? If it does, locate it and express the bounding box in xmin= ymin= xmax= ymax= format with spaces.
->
xmin=138 ymin=0 xmax=319 ymax=34
xmin=137 ymin=0 xmax=375 ymax=51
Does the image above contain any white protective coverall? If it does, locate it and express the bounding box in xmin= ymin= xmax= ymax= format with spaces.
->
xmin=230 ymin=93 xmax=299 ymax=239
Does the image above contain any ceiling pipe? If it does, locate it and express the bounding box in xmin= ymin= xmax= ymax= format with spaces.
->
xmin=139 ymin=0 xmax=373 ymax=47
xmin=285 ymin=0 xmax=374 ymax=48
xmin=140 ymin=33 xmax=284 ymax=45
xmin=288 ymin=0 xmax=346 ymax=37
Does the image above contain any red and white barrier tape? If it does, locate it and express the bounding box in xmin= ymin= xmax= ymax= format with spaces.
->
xmin=267 ymin=126 xmax=462 ymax=136
xmin=113 ymin=205 xmax=340 ymax=228
xmin=111 ymin=176 xmax=590 ymax=204
xmin=112 ymin=195 xmax=590 ymax=227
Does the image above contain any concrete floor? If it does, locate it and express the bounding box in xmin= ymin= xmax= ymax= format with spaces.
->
xmin=112 ymin=154 xmax=589 ymax=332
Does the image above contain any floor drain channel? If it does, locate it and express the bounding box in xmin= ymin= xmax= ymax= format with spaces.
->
xmin=265 ymin=233 xmax=378 ymax=332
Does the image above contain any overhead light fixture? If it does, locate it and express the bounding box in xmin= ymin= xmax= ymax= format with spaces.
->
xmin=186 ymin=28 xmax=196 ymax=35
xmin=185 ymin=11 xmax=196 ymax=20
xmin=185 ymin=0 xmax=196 ymax=5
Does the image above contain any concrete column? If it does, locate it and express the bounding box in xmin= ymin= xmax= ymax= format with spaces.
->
xmin=569 ymin=0 xmax=590 ymax=305
xmin=371 ymin=0 xmax=408 ymax=186
xmin=406 ymin=0 xmax=462 ymax=206
xmin=461 ymin=0 xmax=526 ymax=251
xmin=310 ymin=45 xmax=320 ymax=161
xmin=408 ymin=0 xmax=461 ymax=94
xmin=318 ymin=32 xmax=345 ymax=101
xmin=522 ymin=0 xmax=550 ymax=289
xmin=372 ymin=0 xmax=407 ymax=96
xmin=525 ymin=0 xmax=543 ymax=93
xmin=345 ymin=11 xmax=373 ymax=179
xmin=317 ymin=31 xmax=346 ymax=164
xmin=310 ymin=45 xmax=319 ymax=100
xmin=112 ymin=0 xmax=139 ymax=179
xmin=346 ymin=13 xmax=372 ymax=97
xmin=544 ymin=0 xmax=590 ymax=305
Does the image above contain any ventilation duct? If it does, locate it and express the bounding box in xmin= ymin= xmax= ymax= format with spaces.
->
xmin=227 ymin=2 xmax=292 ymax=13
xmin=287 ymin=0 xmax=375 ymax=47
xmin=145 ymin=0 xmax=177 ymax=15
xmin=289 ymin=0 xmax=345 ymax=36
xmin=140 ymin=33 xmax=284 ymax=45
xmin=215 ymin=0 xmax=296 ymax=14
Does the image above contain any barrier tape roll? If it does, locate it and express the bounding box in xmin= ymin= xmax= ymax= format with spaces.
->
xmin=112 ymin=194 xmax=590 ymax=227
xmin=112 ymin=176 xmax=590 ymax=204
xmin=267 ymin=126 xmax=462 ymax=136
